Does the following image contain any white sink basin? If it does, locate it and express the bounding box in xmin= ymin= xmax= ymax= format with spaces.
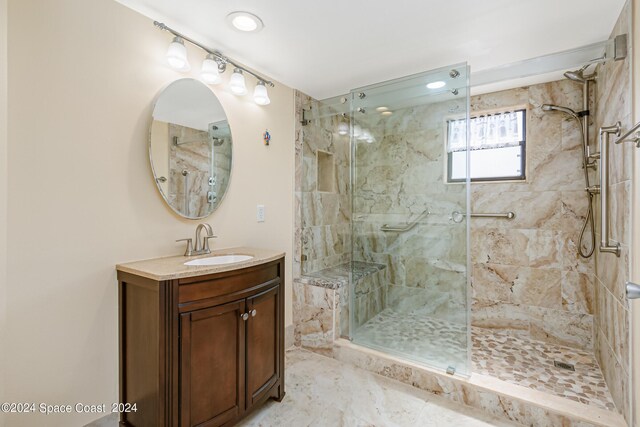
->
xmin=184 ymin=255 xmax=254 ymax=266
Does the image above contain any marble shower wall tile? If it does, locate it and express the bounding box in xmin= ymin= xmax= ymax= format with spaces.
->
xmin=292 ymin=279 xmax=338 ymax=355
xmin=295 ymin=91 xmax=352 ymax=277
xmin=591 ymin=1 xmax=632 ymax=422
xmin=468 ymin=79 xmax=599 ymax=352
xmin=528 ymin=306 xmax=593 ymax=349
xmin=167 ymin=123 xmax=231 ymax=218
xmin=472 ymin=301 xmax=531 ymax=337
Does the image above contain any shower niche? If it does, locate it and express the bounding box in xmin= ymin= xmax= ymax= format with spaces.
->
xmin=316 ymin=150 xmax=335 ymax=193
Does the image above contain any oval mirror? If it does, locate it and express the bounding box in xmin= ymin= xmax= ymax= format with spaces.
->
xmin=149 ymin=78 xmax=232 ymax=219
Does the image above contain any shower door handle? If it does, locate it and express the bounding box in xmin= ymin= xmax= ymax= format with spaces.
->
xmin=626 ymin=282 xmax=640 ymax=300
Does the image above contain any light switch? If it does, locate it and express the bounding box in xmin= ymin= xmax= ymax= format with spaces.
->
xmin=257 ymin=205 xmax=265 ymax=222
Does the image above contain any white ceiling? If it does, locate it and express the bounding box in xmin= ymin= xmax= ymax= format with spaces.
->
xmin=117 ymin=0 xmax=627 ymax=100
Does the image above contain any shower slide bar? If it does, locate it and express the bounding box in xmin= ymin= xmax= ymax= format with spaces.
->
xmin=380 ymin=209 xmax=430 ymax=232
xmin=450 ymin=211 xmax=515 ymax=223
xmin=598 ymin=119 xmax=640 ymax=257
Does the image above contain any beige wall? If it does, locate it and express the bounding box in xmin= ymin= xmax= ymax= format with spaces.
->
xmin=5 ymin=0 xmax=294 ymax=426
xmin=0 ymin=0 xmax=7 ymax=425
xmin=149 ymin=120 xmax=169 ymax=194
xmin=632 ymin=0 xmax=640 ymax=425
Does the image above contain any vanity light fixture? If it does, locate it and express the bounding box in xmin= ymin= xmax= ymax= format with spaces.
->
xmin=426 ymin=81 xmax=446 ymax=89
xmin=376 ymin=106 xmax=389 ymax=112
xmin=253 ymin=81 xmax=271 ymax=105
xmin=154 ymin=21 xmax=274 ymax=105
xmin=201 ymin=54 xmax=222 ymax=84
xmin=230 ymin=68 xmax=248 ymax=95
xmin=226 ymin=11 xmax=264 ymax=33
xmin=166 ymin=36 xmax=190 ymax=70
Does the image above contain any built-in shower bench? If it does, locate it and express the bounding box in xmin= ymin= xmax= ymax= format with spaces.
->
xmin=293 ymin=261 xmax=386 ymax=354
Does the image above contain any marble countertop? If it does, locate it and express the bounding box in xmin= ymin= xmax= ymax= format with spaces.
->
xmin=116 ymin=246 xmax=285 ymax=281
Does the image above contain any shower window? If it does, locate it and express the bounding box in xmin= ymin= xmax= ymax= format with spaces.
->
xmin=447 ymin=108 xmax=526 ymax=182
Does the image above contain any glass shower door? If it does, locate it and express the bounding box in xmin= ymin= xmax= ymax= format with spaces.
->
xmin=349 ymin=64 xmax=471 ymax=375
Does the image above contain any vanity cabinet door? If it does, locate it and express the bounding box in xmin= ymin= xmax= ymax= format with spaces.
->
xmin=179 ymin=299 xmax=246 ymax=427
xmin=245 ymin=284 xmax=280 ymax=406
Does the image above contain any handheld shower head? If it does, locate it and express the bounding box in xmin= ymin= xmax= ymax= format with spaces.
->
xmin=541 ymin=104 xmax=579 ymax=119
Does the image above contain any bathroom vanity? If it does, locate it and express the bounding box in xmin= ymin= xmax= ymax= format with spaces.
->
xmin=116 ymin=248 xmax=285 ymax=427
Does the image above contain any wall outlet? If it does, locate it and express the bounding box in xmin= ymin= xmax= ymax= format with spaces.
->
xmin=257 ymin=205 xmax=265 ymax=222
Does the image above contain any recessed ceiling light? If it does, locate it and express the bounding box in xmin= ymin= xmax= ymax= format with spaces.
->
xmin=376 ymin=106 xmax=389 ymax=112
xmin=426 ymin=81 xmax=446 ymax=89
xmin=226 ymin=11 xmax=264 ymax=32
xmin=381 ymin=111 xmax=393 ymax=116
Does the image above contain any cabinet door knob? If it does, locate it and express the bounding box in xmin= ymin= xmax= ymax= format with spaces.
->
xmin=250 ymin=309 xmax=257 ymax=317
xmin=241 ymin=313 xmax=249 ymax=321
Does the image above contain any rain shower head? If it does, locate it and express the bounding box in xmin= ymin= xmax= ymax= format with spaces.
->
xmin=563 ymin=63 xmax=596 ymax=82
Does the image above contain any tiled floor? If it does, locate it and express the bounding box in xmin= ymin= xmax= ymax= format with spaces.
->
xmin=472 ymin=328 xmax=615 ymax=411
xmin=353 ymin=308 xmax=617 ymax=412
xmin=87 ymin=348 xmax=517 ymax=427
xmin=353 ymin=308 xmax=468 ymax=370
xmin=239 ymin=348 xmax=517 ymax=427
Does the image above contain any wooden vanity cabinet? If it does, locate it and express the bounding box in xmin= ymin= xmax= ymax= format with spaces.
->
xmin=117 ymin=258 xmax=285 ymax=427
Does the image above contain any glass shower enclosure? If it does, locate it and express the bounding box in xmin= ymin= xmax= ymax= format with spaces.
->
xmin=348 ymin=64 xmax=471 ymax=375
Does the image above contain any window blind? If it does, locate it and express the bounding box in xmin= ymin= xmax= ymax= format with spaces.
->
xmin=447 ymin=110 xmax=525 ymax=153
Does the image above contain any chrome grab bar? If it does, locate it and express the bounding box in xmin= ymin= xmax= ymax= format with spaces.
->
xmin=380 ymin=209 xmax=429 ymax=232
xmin=614 ymin=119 xmax=640 ymax=147
xmin=599 ymin=123 xmax=621 ymax=256
xmin=450 ymin=211 xmax=515 ymax=223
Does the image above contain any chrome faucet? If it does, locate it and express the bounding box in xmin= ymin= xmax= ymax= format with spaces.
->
xmin=176 ymin=223 xmax=217 ymax=256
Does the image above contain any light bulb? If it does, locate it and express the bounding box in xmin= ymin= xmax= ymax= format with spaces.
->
xmin=201 ymin=54 xmax=221 ymax=84
xmin=229 ymin=68 xmax=247 ymax=95
xmin=253 ymin=81 xmax=270 ymax=105
xmin=338 ymin=122 xmax=349 ymax=136
xmin=226 ymin=11 xmax=264 ymax=32
xmin=426 ymin=81 xmax=446 ymax=89
xmin=166 ymin=37 xmax=189 ymax=71
xmin=353 ymin=125 xmax=362 ymax=139
xmin=233 ymin=15 xmax=258 ymax=31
